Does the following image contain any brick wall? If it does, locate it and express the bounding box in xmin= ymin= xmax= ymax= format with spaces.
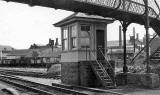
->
xmin=61 ymin=61 xmax=102 ymax=87
xmin=116 ymin=73 xmax=159 ymax=88
xmin=61 ymin=62 xmax=79 ymax=85
xmin=79 ymin=61 xmax=101 ymax=87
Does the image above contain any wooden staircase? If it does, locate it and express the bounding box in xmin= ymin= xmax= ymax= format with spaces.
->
xmin=90 ymin=60 xmax=115 ymax=89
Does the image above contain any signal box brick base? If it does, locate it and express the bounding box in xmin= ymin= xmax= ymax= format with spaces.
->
xmin=61 ymin=61 xmax=102 ymax=87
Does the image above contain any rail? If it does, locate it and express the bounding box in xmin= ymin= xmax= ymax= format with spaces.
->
xmin=130 ymin=34 xmax=157 ymax=65
xmin=142 ymin=46 xmax=160 ymax=64
xmin=98 ymin=48 xmax=114 ymax=70
xmin=150 ymin=46 xmax=160 ymax=58
xmin=52 ymin=83 xmax=124 ymax=95
xmin=0 ymin=72 xmax=124 ymax=95
xmin=0 ymin=73 xmax=89 ymax=95
xmin=88 ymin=48 xmax=114 ymax=84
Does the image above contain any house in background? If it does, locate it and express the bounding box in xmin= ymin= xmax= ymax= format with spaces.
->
xmin=1 ymin=39 xmax=62 ymax=67
xmin=0 ymin=46 xmax=14 ymax=64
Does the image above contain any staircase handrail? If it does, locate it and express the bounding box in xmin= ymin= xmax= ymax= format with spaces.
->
xmin=154 ymin=0 xmax=160 ymax=19
xmin=143 ymin=46 xmax=160 ymax=64
xmin=89 ymin=48 xmax=114 ymax=84
xmin=98 ymin=48 xmax=114 ymax=70
xmin=130 ymin=34 xmax=157 ymax=65
xmin=150 ymin=46 xmax=160 ymax=58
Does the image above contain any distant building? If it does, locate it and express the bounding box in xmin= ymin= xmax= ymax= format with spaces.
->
xmin=1 ymin=39 xmax=61 ymax=67
xmin=107 ymin=26 xmax=144 ymax=66
xmin=0 ymin=47 xmax=14 ymax=64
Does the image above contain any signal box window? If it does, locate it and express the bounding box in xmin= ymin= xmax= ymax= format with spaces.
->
xmin=80 ymin=24 xmax=90 ymax=48
xmin=71 ymin=25 xmax=78 ymax=49
xmin=62 ymin=28 xmax=68 ymax=50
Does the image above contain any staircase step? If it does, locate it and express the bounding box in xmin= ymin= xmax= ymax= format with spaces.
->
xmin=100 ymin=75 xmax=110 ymax=79
xmin=105 ymin=82 xmax=113 ymax=86
xmin=92 ymin=63 xmax=100 ymax=65
xmin=98 ymin=73 xmax=105 ymax=76
xmin=151 ymin=57 xmax=160 ymax=59
xmin=155 ymin=51 xmax=160 ymax=53
xmin=150 ymin=59 xmax=160 ymax=61
xmin=95 ymin=66 xmax=102 ymax=69
xmin=90 ymin=60 xmax=115 ymax=89
xmin=104 ymin=78 xmax=112 ymax=81
xmin=96 ymin=69 xmax=103 ymax=71
xmin=105 ymin=86 xmax=115 ymax=89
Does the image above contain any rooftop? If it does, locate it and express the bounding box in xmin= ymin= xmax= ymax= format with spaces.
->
xmin=8 ymin=47 xmax=61 ymax=58
xmin=107 ymin=39 xmax=143 ymax=48
xmin=54 ymin=12 xmax=114 ymax=27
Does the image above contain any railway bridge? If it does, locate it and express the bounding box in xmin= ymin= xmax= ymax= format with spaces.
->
xmin=1 ymin=0 xmax=160 ymax=89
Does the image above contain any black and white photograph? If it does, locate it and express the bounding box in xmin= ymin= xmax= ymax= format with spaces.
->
xmin=0 ymin=0 xmax=160 ymax=95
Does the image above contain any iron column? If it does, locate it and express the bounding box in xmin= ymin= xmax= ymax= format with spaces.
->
xmin=144 ymin=0 xmax=150 ymax=73
xmin=122 ymin=22 xmax=129 ymax=74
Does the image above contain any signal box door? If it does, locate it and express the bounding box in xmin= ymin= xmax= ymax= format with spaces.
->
xmin=96 ymin=30 xmax=105 ymax=60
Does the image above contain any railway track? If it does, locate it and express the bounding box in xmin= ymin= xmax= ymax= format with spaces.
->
xmin=52 ymin=83 xmax=124 ymax=95
xmin=0 ymin=72 xmax=125 ymax=95
xmin=0 ymin=69 xmax=60 ymax=79
xmin=0 ymin=73 xmax=89 ymax=95
xmin=0 ymin=69 xmax=125 ymax=95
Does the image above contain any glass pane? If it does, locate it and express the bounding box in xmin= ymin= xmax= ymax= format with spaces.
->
xmin=71 ymin=38 xmax=78 ymax=48
xmin=81 ymin=25 xmax=90 ymax=31
xmin=71 ymin=25 xmax=77 ymax=37
xmin=80 ymin=38 xmax=90 ymax=47
xmin=63 ymin=28 xmax=68 ymax=39
xmin=64 ymin=40 xmax=68 ymax=50
xmin=80 ymin=31 xmax=89 ymax=37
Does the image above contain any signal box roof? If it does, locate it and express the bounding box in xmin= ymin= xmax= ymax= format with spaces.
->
xmin=54 ymin=12 xmax=114 ymax=27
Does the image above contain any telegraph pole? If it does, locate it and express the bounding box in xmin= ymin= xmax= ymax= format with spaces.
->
xmin=144 ymin=0 xmax=150 ymax=73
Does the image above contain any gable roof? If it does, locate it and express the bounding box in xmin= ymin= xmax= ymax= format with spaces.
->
xmin=54 ymin=12 xmax=114 ymax=27
xmin=8 ymin=49 xmax=31 ymax=57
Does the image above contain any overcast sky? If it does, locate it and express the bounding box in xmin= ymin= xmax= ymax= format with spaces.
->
xmin=0 ymin=1 xmax=155 ymax=49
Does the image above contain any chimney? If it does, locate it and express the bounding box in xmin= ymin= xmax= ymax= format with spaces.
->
xmin=52 ymin=40 xmax=55 ymax=46
xmin=11 ymin=48 xmax=14 ymax=51
xmin=133 ymin=27 xmax=136 ymax=53
xmin=119 ymin=25 xmax=122 ymax=47
xmin=4 ymin=48 xmax=6 ymax=51
xmin=136 ymin=33 xmax=139 ymax=40
xmin=49 ymin=38 xmax=51 ymax=44
xmin=133 ymin=27 xmax=135 ymax=39
xmin=55 ymin=38 xmax=59 ymax=46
